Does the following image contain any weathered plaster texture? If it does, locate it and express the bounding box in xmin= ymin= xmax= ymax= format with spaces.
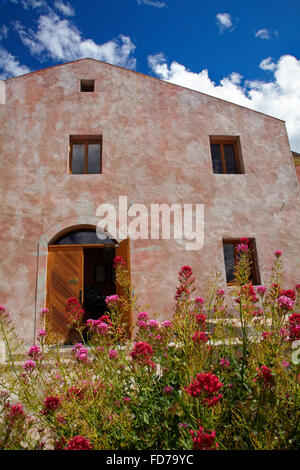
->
xmin=1 ymin=59 xmax=300 ymax=344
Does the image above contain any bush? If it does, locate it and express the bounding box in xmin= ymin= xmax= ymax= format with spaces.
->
xmin=0 ymin=244 xmax=299 ymax=450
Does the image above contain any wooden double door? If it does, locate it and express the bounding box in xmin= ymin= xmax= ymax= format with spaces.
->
xmin=46 ymin=239 xmax=130 ymax=341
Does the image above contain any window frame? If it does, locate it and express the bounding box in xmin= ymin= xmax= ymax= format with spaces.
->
xmin=210 ymin=136 xmax=243 ymax=174
xmin=80 ymin=79 xmax=95 ymax=92
xmin=222 ymin=238 xmax=260 ymax=285
xmin=69 ymin=135 xmax=102 ymax=175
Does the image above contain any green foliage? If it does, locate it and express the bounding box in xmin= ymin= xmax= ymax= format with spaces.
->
xmin=0 ymin=251 xmax=299 ymax=450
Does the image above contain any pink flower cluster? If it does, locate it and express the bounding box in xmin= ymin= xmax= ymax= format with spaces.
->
xmin=276 ymin=295 xmax=295 ymax=311
xmin=109 ymin=349 xmax=118 ymax=359
xmin=236 ymin=243 xmax=248 ymax=253
xmin=28 ymin=345 xmax=41 ymax=360
xmin=216 ymin=289 xmax=225 ymax=298
xmin=0 ymin=304 xmax=6 ymax=315
xmin=105 ymin=295 xmax=119 ymax=305
xmin=257 ymin=286 xmax=267 ymax=296
xmin=137 ymin=312 xmax=172 ymax=331
xmin=163 ymin=386 xmax=174 ymax=395
xmin=274 ymin=250 xmax=282 ymax=258
xmin=190 ymin=427 xmax=218 ymax=450
xmin=38 ymin=329 xmax=47 ymax=338
xmin=186 ymin=372 xmax=223 ymax=407
xmin=219 ymin=358 xmax=230 ymax=368
xmin=72 ymin=344 xmax=89 ymax=363
xmin=40 ymin=307 xmax=49 ymax=314
xmin=86 ymin=319 xmax=109 ymax=334
xmin=22 ymin=359 xmax=37 ymax=371
xmin=65 ymin=435 xmax=92 ymax=450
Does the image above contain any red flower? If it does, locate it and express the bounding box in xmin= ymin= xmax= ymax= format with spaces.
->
xmin=186 ymin=372 xmax=223 ymax=407
xmin=192 ymin=330 xmax=209 ymax=345
xmin=237 ymin=284 xmax=258 ymax=303
xmin=288 ymin=313 xmax=300 ymax=341
xmin=99 ymin=315 xmax=113 ymax=326
xmin=54 ymin=437 xmax=67 ymax=450
xmin=130 ymin=341 xmax=153 ymax=366
xmin=42 ymin=396 xmax=61 ymax=415
xmin=282 ymin=289 xmax=296 ymax=301
xmin=65 ymin=297 xmax=85 ymax=325
xmin=8 ymin=403 xmax=25 ymax=422
xmin=65 ymin=436 xmax=92 ymax=450
xmin=113 ymin=256 xmax=126 ymax=268
xmin=256 ymin=366 xmax=275 ymax=388
xmin=174 ymin=285 xmax=190 ymax=301
xmin=66 ymin=386 xmax=85 ymax=401
xmin=178 ymin=265 xmax=193 ymax=280
xmin=195 ymin=313 xmax=207 ymax=325
xmin=190 ymin=427 xmax=219 ymax=450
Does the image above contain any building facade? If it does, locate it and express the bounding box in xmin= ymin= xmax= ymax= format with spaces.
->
xmin=0 ymin=58 xmax=299 ymax=345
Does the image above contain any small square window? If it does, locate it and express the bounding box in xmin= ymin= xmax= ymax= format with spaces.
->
xmin=69 ymin=135 xmax=102 ymax=174
xmin=80 ymin=79 xmax=95 ymax=92
xmin=223 ymin=238 xmax=260 ymax=284
xmin=210 ymin=137 xmax=243 ymax=174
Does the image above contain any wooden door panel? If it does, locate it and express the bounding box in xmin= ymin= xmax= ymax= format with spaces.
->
xmin=115 ymin=238 xmax=131 ymax=335
xmin=47 ymin=246 xmax=83 ymax=339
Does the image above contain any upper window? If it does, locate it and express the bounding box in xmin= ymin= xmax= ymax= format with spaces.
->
xmin=223 ymin=238 xmax=260 ymax=285
xmin=210 ymin=137 xmax=243 ymax=174
xmin=69 ymin=135 xmax=102 ymax=174
xmin=80 ymin=79 xmax=95 ymax=92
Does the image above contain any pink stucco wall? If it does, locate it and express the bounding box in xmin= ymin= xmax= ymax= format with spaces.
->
xmin=1 ymin=58 xmax=300 ymax=344
xmin=295 ymin=164 xmax=300 ymax=185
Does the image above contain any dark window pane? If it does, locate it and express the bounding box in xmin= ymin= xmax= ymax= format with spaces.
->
xmin=223 ymin=243 xmax=235 ymax=283
xmin=224 ymin=144 xmax=238 ymax=174
xmin=80 ymin=79 xmax=94 ymax=92
xmin=55 ymin=230 xmax=114 ymax=245
xmin=88 ymin=143 xmax=101 ymax=174
xmin=210 ymin=144 xmax=223 ymax=174
xmin=72 ymin=143 xmax=85 ymax=174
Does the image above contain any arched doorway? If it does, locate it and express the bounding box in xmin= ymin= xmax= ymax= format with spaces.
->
xmin=46 ymin=226 xmax=130 ymax=342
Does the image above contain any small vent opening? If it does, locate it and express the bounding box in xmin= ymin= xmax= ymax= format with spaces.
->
xmin=80 ymin=79 xmax=95 ymax=92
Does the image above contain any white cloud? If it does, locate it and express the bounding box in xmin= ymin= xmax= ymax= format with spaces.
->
xmin=0 ymin=25 xmax=9 ymax=40
xmin=148 ymin=53 xmax=300 ymax=152
xmin=14 ymin=12 xmax=136 ymax=68
xmin=254 ymin=29 xmax=278 ymax=40
xmin=216 ymin=13 xmax=233 ymax=32
xmin=20 ymin=0 xmax=45 ymax=8
xmin=54 ymin=0 xmax=75 ymax=17
xmin=259 ymin=57 xmax=276 ymax=71
xmin=137 ymin=0 xmax=166 ymax=7
xmin=0 ymin=46 xmax=31 ymax=79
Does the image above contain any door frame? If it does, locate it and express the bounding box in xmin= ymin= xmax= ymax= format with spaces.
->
xmin=46 ymin=239 xmax=132 ymax=339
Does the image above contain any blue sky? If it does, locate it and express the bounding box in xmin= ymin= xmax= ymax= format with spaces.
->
xmin=1 ymin=0 xmax=300 ymax=151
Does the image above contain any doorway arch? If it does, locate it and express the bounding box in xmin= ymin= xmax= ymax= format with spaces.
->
xmin=44 ymin=224 xmax=130 ymax=342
